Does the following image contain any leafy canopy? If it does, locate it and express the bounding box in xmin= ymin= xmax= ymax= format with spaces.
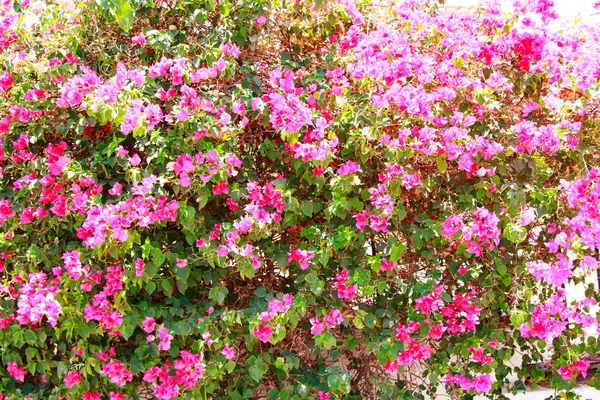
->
xmin=1 ymin=0 xmax=600 ymax=399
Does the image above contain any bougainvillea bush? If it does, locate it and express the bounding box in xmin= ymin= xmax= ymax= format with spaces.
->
xmin=3 ymin=0 xmax=600 ymax=398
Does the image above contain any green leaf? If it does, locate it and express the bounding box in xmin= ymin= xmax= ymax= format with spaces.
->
xmin=121 ymin=315 xmax=136 ymax=340
xmin=75 ymin=323 xmax=90 ymax=339
xmin=301 ymin=200 xmax=314 ymax=216
xmin=249 ymin=365 xmax=263 ymax=382
xmin=115 ymin=0 xmax=135 ymax=32
xmin=364 ymin=314 xmax=377 ymax=329
xmin=161 ymin=279 xmax=173 ymax=297
xmin=24 ymin=330 xmax=37 ymax=344
xmin=254 ymin=286 xmax=267 ymax=298
xmin=323 ymin=333 xmax=337 ymax=350
xmin=175 ymin=265 xmax=190 ymax=281
xmin=390 ymin=243 xmax=407 ymax=262
xmin=225 ymin=360 xmax=236 ymax=373
xmin=503 ymin=223 xmax=527 ymax=244
xmin=397 ymin=202 xmax=407 ymax=221
xmin=180 ymin=205 xmax=196 ymax=229
xmin=437 ymin=158 xmax=448 ymax=173
xmin=510 ymin=310 xmax=527 ymax=327
xmin=410 ymin=232 xmax=423 ymax=249
xmin=209 ymin=286 xmax=228 ymax=304
xmin=145 ymin=281 xmax=156 ymax=295
xmin=497 ymin=263 xmax=507 ymax=275
xmin=352 ymin=316 xmax=365 ymax=329
xmin=152 ymin=247 xmax=165 ymax=267
xmin=145 ymin=261 xmax=158 ymax=279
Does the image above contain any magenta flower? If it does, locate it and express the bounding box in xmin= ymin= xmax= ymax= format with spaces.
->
xmin=256 ymin=16 xmax=267 ymax=27
xmin=221 ymin=344 xmax=235 ymax=360
xmin=108 ymin=182 xmax=123 ymax=196
xmin=317 ymin=392 xmax=330 ymax=400
xmin=520 ymin=204 xmax=536 ymax=226
xmin=129 ymin=154 xmax=141 ymax=166
xmin=0 ymin=71 xmax=13 ymax=92
xmin=176 ymin=108 xmax=189 ymax=122
xmin=288 ymin=248 xmax=315 ymax=270
xmin=82 ymin=392 xmax=101 ymax=400
xmin=325 ymin=309 xmax=343 ymax=327
xmin=142 ymin=317 xmax=156 ymax=333
xmin=310 ymin=317 xmax=324 ymax=335
xmin=131 ymin=32 xmax=146 ymax=46
xmin=116 ymin=146 xmax=129 ymax=157
xmin=135 ymin=258 xmax=145 ymax=277
xmin=380 ymin=258 xmax=397 ymax=272
xmin=100 ymin=360 xmax=134 ymax=386
xmin=157 ymin=326 xmax=173 ymax=350
xmin=252 ymin=323 xmax=273 ymax=343
xmin=7 ymin=362 xmax=27 ymax=382
xmin=558 ymin=360 xmax=591 ymax=380
xmin=337 ymin=160 xmax=362 ymax=176
xmin=154 ymin=376 xmax=179 ymax=400
xmin=64 ymin=371 xmax=81 ymax=388
xmin=212 ymin=181 xmax=229 ymax=195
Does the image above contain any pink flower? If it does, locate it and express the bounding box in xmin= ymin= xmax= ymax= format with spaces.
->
xmin=288 ymin=248 xmax=315 ymax=270
xmin=402 ymin=173 xmax=421 ymax=189
xmin=110 ymin=393 xmax=125 ymax=400
xmin=82 ymin=392 xmax=101 ymax=400
xmin=142 ymin=317 xmax=156 ymax=333
xmin=325 ymin=309 xmax=344 ymax=327
xmin=217 ymin=245 xmax=229 ymax=257
xmin=154 ymin=376 xmax=179 ymax=400
xmin=176 ymin=108 xmax=189 ymax=122
xmin=441 ymin=214 xmax=464 ymax=238
xmin=129 ymin=154 xmax=141 ymax=166
xmin=135 ymin=258 xmax=145 ymax=277
xmin=558 ymin=360 xmax=591 ymax=380
xmin=310 ymin=317 xmax=324 ymax=335
xmin=100 ymin=360 xmax=134 ymax=386
xmin=212 ymin=181 xmax=229 ymax=195
xmin=256 ymin=16 xmax=267 ymax=27
xmin=64 ymin=371 xmax=81 ymax=388
xmin=116 ymin=146 xmax=129 ymax=157
xmin=380 ymin=258 xmax=397 ymax=272
xmin=252 ymin=323 xmax=273 ymax=343
xmin=132 ymin=32 xmax=146 ymax=45
xmin=337 ymin=160 xmax=362 ymax=176
xmin=108 ymin=182 xmax=123 ymax=196
xmin=427 ymin=323 xmax=444 ymax=339
xmin=19 ymin=207 xmax=35 ymax=224
xmin=221 ymin=344 xmax=235 ymax=360
xmin=469 ymin=346 xmax=493 ymax=364
xmin=0 ymin=72 xmax=13 ymax=92
xmin=520 ymin=204 xmax=536 ymax=226
xmin=158 ymin=326 xmax=173 ymax=350
xmin=176 ymin=258 xmax=187 ymax=268
xmin=317 ymin=392 xmax=330 ymax=400
xmin=472 ymin=374 xmax=492 ymax=393
xmin=7 ymin=361 xmax=27 ymax=382
xmin=202 ymin=331 xmax=214 ymax=345
xmin=226 ymin=197 xmax=238 ymax=211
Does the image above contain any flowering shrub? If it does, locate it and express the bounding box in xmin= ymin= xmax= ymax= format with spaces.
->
xmin=2 ymin=0 xmax=600 ymax=398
